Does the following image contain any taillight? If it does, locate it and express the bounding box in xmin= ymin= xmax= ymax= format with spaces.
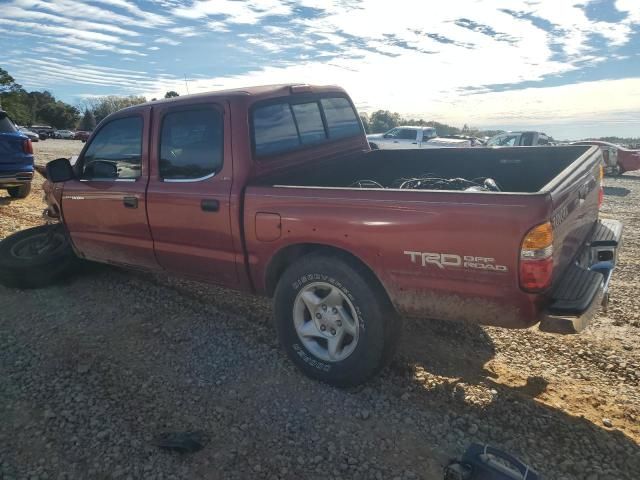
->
xmin=519 ymin=221 xmax=553 ymax=292
xmin=598 ymin=164 xmax=604 ymax=208
xmin=23 ymin=139 xmax=33 ymax=154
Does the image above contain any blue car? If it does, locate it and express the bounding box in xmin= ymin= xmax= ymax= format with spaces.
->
xmin=0 ymin=110 xmax=34 ymax=199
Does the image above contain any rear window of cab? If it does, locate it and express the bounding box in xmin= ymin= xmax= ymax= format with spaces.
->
xmin=251 ymin=96 xmax=362 ymax=158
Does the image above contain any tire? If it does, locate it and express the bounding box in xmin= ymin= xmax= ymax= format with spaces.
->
xmin=7 ymin=183 xmax=31 ymax=199
xmin=0 ymin=224 xmax=79 ymax=289
xmin=274 ymin=253 xmax=401 ymax=387
xmin=369 ymin=142 xmax=379 ymax=150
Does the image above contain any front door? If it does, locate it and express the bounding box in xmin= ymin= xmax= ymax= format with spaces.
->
xmin=61 ymin=110 xmax=158 ymax=269
xmin=146 ymin=101 xmax=238 ymax=288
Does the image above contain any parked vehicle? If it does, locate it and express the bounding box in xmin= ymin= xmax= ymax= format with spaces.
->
xmin=74 ymin=130 xmax=91 ymax=142
xmin=2 ymin=84 xmax=621 ymax=387
xmin=31 ymin=125 xmax=55 ymax=139
xmin=54 ymin=129 xmax=75 ymax=139
xmin=0 ymin=110 xmax=34 ymax=199
xmin=571 ymin=140 xmax=640 ymax=175
xmin=367 ymin=126 xmax=473 ymax=149
xmin=17 ymin=127 xmax=40 ymax=142
xmin=487 ymin=131 xmax=551 ymax=147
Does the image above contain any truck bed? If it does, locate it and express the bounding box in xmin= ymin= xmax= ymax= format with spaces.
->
xmin=256 ymin=146 xmax=593 ymax=193
xmin=244 ymin=145 xmax=603 ymax=328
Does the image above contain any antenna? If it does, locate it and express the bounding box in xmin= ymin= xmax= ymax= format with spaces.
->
xmin=184 ymin=74 xmax=190 ymax=95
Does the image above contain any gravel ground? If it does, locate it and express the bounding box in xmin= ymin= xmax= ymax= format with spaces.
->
xmin=0 ymin=140 xmax=638 ymax=480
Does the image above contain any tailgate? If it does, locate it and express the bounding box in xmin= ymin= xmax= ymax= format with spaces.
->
xmin=546 ymin=147 xmax=602 ymax=285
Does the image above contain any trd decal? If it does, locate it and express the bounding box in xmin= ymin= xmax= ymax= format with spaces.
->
xmin=404 ymin=251 xmax=508 ymax=272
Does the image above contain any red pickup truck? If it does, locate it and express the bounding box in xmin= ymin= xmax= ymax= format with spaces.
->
xmin=0 ymin=84 xmax=622 ymax=387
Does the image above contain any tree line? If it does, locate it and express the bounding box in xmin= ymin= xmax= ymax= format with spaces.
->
xmin=0 ymin=67 xmax=180 ymax=131
xmin=359 ymin=110 xmax=504 ymax=138
xmin=2 ymin=66 xmax=638 ymax=143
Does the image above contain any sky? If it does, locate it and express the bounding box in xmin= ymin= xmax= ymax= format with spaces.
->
xmin=1 ymin=0 xmax=639 ymax=139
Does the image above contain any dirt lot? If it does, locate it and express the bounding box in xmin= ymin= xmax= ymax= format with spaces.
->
xmin=1 ymin=140 xmax=639 ymax=479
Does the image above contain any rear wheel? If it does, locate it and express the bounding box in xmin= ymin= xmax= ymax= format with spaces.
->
xmin=0 ymin=224 xmax=79 ymax=289
xmin=274 ymin=254 xmax=400 ymax=387
xmin=7 ymin=184 xmax=31 ymax=199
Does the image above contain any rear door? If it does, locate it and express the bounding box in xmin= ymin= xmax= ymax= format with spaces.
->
xmin=61 ymin=110 xmax=158 ymax=269
xmin=387 ymin=128 xmax=418 ymax=149
xmin=146 ymin=101 xmax=238 ymax=287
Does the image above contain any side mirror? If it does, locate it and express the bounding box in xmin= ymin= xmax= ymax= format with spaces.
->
xmin=46 ymin=157 xmax=75 ymax=183
xmin=383 ymin=133 xmax=391 ymax=138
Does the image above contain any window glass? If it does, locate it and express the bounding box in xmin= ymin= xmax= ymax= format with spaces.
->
xmin=160 ymin=108 xmax=223 ymax=180
xmin=320 ymin=97 xmax=361 ymax=139
xmin=291 ymin=102 xmax=326 ymax=144
xmin=82 ymin=116 xmax=142 ymax=180
xmin=487 ymin=134 xmax=520 ymax=147
xmin=253 ymin=103 xmax=299 ymax=156
xmin=422 ymin=128 xmax=437 ymax=140
xmin=398 ymin=129 xmax=417 ymax=140
xmin=0 ymin=112 xmax=17 ymax=133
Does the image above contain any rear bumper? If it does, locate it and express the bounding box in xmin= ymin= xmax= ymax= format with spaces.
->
xmin=539 ymin=219 xmax=622 ymax=334
xmin=0 ymin=171 xmax=33 ymax=187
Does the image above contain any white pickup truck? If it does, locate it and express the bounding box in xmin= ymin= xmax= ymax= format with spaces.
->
xmin=367 ymin=126 xmax=474 ymax=149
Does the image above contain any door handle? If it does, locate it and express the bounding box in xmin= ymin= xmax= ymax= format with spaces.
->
xmin=123 ymin=196 xmax=138 ymax=209
xmin=412 ymin=142 xmax=418 ymax=144
xmin=201 ymin=199 xmax=219 ymax=212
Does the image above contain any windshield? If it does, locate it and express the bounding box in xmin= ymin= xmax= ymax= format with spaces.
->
xmin=487 ymin=133 xmax=521 ymax=146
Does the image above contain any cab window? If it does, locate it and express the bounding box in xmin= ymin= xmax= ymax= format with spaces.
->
xmin=159 ymin=108 xmax=223 ymax=180
xmin=81 ymin=116 xmax=142 ymax=180
xmin=320 ymin=97 xmax=361 ymax=139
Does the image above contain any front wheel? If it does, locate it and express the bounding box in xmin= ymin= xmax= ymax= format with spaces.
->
xmin=274 ymin=254 xmax=400 ymax=387
xmin=0 ymin=224 xmax=79 ymax=288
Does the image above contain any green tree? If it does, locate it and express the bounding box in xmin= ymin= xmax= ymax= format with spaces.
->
xmin=0 ymin=67 xmax=21 ymax=94
xmin=38 ymin=101 xmax=80 ymax=129
xmin=83 ymin=95 xmax=147 ymax=123
xmin=78 ymin=109 xmax=96 ymax=131
xmin=164 ymin=90 xmax=179 ymax=98
xmin=368 ymin=110 xmax=401 ymax=133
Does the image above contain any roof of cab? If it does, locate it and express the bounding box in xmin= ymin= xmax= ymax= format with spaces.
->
xmin=117 ymin=84 xmax=347 ymax=115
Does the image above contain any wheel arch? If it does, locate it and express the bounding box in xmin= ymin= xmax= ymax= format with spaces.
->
xmin=264 ymin=243 xmax=392 ymax=305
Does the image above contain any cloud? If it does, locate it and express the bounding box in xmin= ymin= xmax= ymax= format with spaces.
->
xmin=154 ymin=37 xmax=181 ymax=45
xmin=173 ymin=0 xmax=292 ymax=23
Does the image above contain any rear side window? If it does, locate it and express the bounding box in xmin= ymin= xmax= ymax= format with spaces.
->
xmin=320 ymin=97 xmax=360 ymax=139
xmin=252 ymin=95 xmax=361 ymax=157
xmin=291 ymin=102 xmax=326 ymax=144
xmin=0 ymin=113 xmax=17 ymax=133
xmin=253 ymin=103 xmax=299 ymax=156
xmin=159 ymin=108 xmax=223 ymax=180
xmin=397 ymin=129 xmax=417 ymax=140
xmin=82 ymin=116 xmax=142 ymax=180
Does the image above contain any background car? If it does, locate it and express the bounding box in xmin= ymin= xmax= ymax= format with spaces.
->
xmin=31 ymin=125 xmax=55 ymax=139
xmin=366 ymin=126 xmax=473 ymax=149
xmin=54 ymin=129 xmax=75 ymax=139
xmin=74 ymin=130 xmax=91 ymax=142
xmin=486 ymin=131 xmax=551 ymax=146
xmin=572 ymin=140 xmax=640 ymax=175
xmin=17 ymin=127 xmax=40 ymax=142
xmin=0 ymin=110 xmax=34 ymax=199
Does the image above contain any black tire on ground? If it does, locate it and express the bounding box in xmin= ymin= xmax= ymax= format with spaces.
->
xmin=7 ymin=183 xmax=31 ymax=199
xmin=0 ymin=224 xmax=79 ymax=289
xmin=274 ymin=253 xmax=401 ymax=387
xmin=369 ymin=142 xmax=379 ymax=150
